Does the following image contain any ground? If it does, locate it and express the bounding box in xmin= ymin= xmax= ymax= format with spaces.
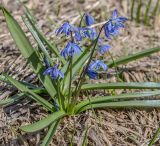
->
xmin=0 ymin=0 xmax=160 ymax=146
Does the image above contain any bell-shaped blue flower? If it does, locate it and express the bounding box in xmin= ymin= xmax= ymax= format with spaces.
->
xmin=89 ymin=60 xmax=107 ymax=71
xmin=86 ymin=60 xmax=107 ymax=79
xmin=85 ymin=27 xmax=97 ymax=40
xmin=60 ymin=41 xmax=82 ymax=59
xmin=104 ymin=9 xmax=128 ymax=39
xmin=84 ymin=13 xmax=95 ymax=26
xmin=99 ymin=44 xmax=111 ymax=55
xmin=43 ymin=65 xmax=64 ymax=80
xmin=56 ymin=22 xmax=72 ymax=36
xmin=86 ymin=69 xmax=98 ymax=79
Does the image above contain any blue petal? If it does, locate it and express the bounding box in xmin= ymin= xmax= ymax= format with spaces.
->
xmin=111 ymin=9 xmax=118 ymax=19
xmin=86 ymin=69 xmax=98 ymax=79
xmin=85 ymin=13 xmax=95 ymax=26
xmin=99 ymin=44 xmax=111 ymax=55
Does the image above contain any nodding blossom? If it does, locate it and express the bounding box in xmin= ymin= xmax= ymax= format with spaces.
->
xmin=56 ymin=22 xmax=72 ymax=36
xmin=99 ymin=44 xmax=111 ymax=55
xmin=84 ymin=13 xmax=95 ymax=26
xmin=104 ymin=9 xmax=128 ymax=39
xmin=43 ymin=65 xmax=64 ymax=80
xmin=60 ymin=41 xmax=82 ymax=59
xmin=86 ymin=60 xmax=107 ymax=79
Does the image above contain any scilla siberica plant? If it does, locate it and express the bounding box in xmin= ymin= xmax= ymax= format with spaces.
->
xmin=1 ymin=5 xmax=160 ymax=145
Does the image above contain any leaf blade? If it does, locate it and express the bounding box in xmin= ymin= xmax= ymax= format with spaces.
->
xmin=20 ymin=111 xmax=66 ymax=132
xmin=0 ymin=6 xmax=56 ymax=98
xmin=81 ymin=82 xmax=160 ymax=90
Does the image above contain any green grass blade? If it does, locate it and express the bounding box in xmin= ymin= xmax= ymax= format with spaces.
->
xmin=107 ymin=47 xmax=160 ymax=67
xmin=152 ymin=0 xmax=160 ymax=17
xmin=75 ymin=90 xmax=160 ymax=113
xmin=148 ymin=126 xmax=160 ymax=146
xmin=0 ymin=6 xmax=56 ymax=98
xmin=136 ymin=0 xmax=142 ymax=23
xmin=5 ymin=74 xmax=54 ymax=111
xmin=81 ymin=82 xmax=160 ymax=90
xmin=20 ymin=111 xmax=66 ymax=132
xmin=41 ymin=120 xmax=60 ymax=146
xmin=78 ymin=100 xmax=160 ymax=113
xmin=144 ymin=0 xmax=152 ymax=24
xmin=131 ymin=0 xmax=135 ymax=20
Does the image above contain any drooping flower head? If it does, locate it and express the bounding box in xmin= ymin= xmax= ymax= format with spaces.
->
xmin=60 ymin=41 xmax=82 ymax=59
xmin=89 ymin=60 xmax=107 ymax=71
xmin=104 ymin=9 xmax=128 ymax=39
xmin=43 ymin=65 xmax=64 ymax=80
xmin=84 ymin=13 xmax=95 ymax=26
xmin=99 ymin=44 xmax=111 ymax=55
xmin=56 ymin=22 xmax=72 ymax=36
xmin=85 ymin=27 xmax=97 ymax=40
xmin=86 ymin=60 xmax=107 ymax=79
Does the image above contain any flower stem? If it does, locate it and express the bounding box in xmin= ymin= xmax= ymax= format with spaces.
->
xmin=67 ymin=57 xmax=73 ymax=113
xmin=72 ymin=24 xmax=105 ymax=107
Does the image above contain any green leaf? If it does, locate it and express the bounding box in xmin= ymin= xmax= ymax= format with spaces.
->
xmin=5 ymin=74 xmax=54 ymax=111
xmin=24 ymin=8 xmax=66 ymax=64
xmin=20 ymin=111 xmax=66 ymax=132
xmin=78 ymin=100 xmax=160 ymax=113
xmin=62 ymin=50 xmax=90 ymax=93
xmin=41 ymin=120 xmax=60 ymax=146
xmin=148 ymin=126 xmax=160 ymax=146
xmin=81 ymin=82 xmax=160 ymax=90
xmin=0 ymin=93 xmax=25 ymax=106
xmin=0 ymin=88 xmax=47 ymax=107
xmin=107 ymin=47 xmax=160 ymax=68
xmin=75 ymin=90 xmax=160 ymax=113
xmin=0 ymin=6 xmax=56 ymax=98
xmin=22 ymin=16 xmax=53 ymax=65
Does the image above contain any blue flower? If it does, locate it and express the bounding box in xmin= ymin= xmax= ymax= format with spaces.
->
xmin=104 ymin=9 xmax=128 ymax=39
xmin=99 ymin=44 xmax=111 ymax=55
xmin=60 ymin=41 xmax=82 ymax=59
xmin=84 ymin=13 xmax=95 ymax=26
xmin=73 ymin=27 xmax=84 ymax=42
xmin=85 ymin=27 xmax=97 ymax=40
xmin=43 ymin=65 xmax=64 ymax=80
xmin=89 ymin=60 xmax=107 ymax=71
xmin=86 ymin=69 xmax=98 ymax=79
xmin=86 ymin=60 xmax=107 ymax=79
xmin=56 ymin=22 xmax=72 ymax=36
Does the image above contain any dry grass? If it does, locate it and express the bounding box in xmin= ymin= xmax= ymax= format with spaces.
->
xmin=0 ymin=0 xmax=160 ymax=145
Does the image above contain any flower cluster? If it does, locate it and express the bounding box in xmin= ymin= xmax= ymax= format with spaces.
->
xmin=43 ymin=9 xmax=128 ymax=80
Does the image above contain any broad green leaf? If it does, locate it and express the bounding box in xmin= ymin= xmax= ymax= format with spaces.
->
xmin=0 ymin=6 xmax=56 ymax=98
xmin=5 ymin=74 xmax=54 ymax=111
xmin=24 ymin=8 xmax=66 ymax=64
xmin=41 ymin=120 xmax=60 ymax=146
xmin=107 ymin=47 xmax=160 ymax=67
xmin=75 ymin=90 xmax=160 ymax=113
xmin=0 ymin=88 xmax=47 ymax=107
xmin=22 ymin=16 xmax=53 ymax=65
xmin=62 ymin=50 xmax=90 ymax=93
xmin=81 ymin=82 xmax=160 ymax=90
xmin=20 ymin=111 xmax=66 ymax=132
xmin=0 ymin=93 xmax=25 ymax=106
xmin=78 ymin=100 xmax=160 ymax=113
xmin=0 ymin=74 xmax=36 ymax=89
